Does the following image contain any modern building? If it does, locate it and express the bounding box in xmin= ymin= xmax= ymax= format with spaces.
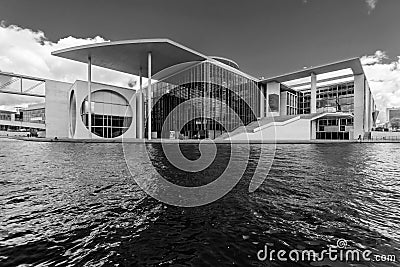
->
xmin=386 ymin=107 xmax=400 ymax=130
xmin=238 ymin=59 xmax=378 ymax=141
xmin=0 ymin=39 xmax=378 ymax=141
xmin=0 ymin=72 xmax=47 ymax=136
xmin=0 ymin=72 xmax=129 ymax=138
xmin=0 ymin=104 xmax=46 ymax=136
xmin=68 ymin=80 xmax=136 ymax=139
xmin=21 ymin=103 xmax=46 ymax=124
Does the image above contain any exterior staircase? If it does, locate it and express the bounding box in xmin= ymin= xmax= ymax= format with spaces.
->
xmin=216 ymin=115 xmax=299 ymax=139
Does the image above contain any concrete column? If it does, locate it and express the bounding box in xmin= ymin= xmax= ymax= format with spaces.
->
xmin=131 ymin=93 xmax=137 ymax=139
xmin=147 ymin=52 xmax=152 ymax=140
xmin=311 ymin=120 xmax=317 ymax=140
xmin=354 ymin=74 xmax=365 ymax=139
xmin=266 ymin=81 xmax=280 ymax=117
xmin=259 ymin=85 xmax=265 ymax=118
xmin=310 ymin=72 xmax=317 ymax=114
xmin=369 ymin=90 xmax=374 ymax=129
xmin=138 ymin=69 xmax=143 ymax=139
xmin=87 ymin=56 xmax=92 ymax=138
xmin=280 ymin=91 xmax=287 ymax=116
xmin=365 ymin=81 xmax=371 ymax=132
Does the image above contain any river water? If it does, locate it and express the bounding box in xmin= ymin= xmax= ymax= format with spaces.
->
xmin=0 ymin=140 xmax=399 ymax=266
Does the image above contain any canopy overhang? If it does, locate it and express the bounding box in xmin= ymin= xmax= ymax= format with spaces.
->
xmin=310 ymin=112 xmax=355 ymax=121
xmin=260 ymin=58 xmax=365 ymax=84
xmin=51 ymin=39 xmax=208 ymax=77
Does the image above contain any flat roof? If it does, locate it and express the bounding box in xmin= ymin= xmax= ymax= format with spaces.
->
xmin=23 ymin=102 xmax=46 ymax=111
xmin=52 ymin=39 xmax=208 ymax=77
xmin=52 ymin=39 xmax=366 ymax=85
xmin=260 ymin=58 xmax=364 ymax=84
xmin=0 ymin=110 xmax=16 ymax=114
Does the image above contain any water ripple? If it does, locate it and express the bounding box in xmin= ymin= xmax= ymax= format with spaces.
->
xmin=0 ymin=141 xmax=399 ymax=266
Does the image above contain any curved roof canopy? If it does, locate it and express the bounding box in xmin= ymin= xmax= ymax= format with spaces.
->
xmin=209 ymin=56 xmax=240 ymax=70
xmin=52 ymin=39 xmax=208 ymax=77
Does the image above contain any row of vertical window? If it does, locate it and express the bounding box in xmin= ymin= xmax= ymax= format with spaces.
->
xmin=149 ymin=61 xmax=259 ymax=139
xmin=0 ymin=113 xmax=12 ymax=121
xmin=289 ymin=82 xmax=355 ymax=115
xmin=317 ymin=82 xmax=354 ymax=98
xmin=21 ymin=109 xmax=46 ymax=124
xmin=318 ymin=118 xmax=353 ymax=126
xmin=285 ymin=91 xmax=298 ymax=115
xmin=81 ymin=91 xmax=132 ymax=138
xmin=81 ymin=114 xmax=131 ymax=138
xmin=316 ymin=132 xmax=350 ymax=140
xmin=298 ymin=92 xmax=311 ymax=114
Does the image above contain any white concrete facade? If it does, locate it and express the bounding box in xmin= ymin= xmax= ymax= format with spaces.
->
xmin=261 ymin=66 xmax=376 ymax=140
xmin=229 ymin=116 xmax=311 ymax=141
xmin=45 ymin=80 xmax=73 ymax=138
xmin=310 ymin=73 xmax=317 ymax=114
xmin=46 ymin=39 xmax=378 ymax=141
xmin=68 ymin=80 xmax=140 ymax=139
xmin=44 ymin=66 xmax=374 ymax=141
xmin=279 ymin=91 xmax=287 ymax=116
xmin=353 ymin=73 xmax=365 ymax=139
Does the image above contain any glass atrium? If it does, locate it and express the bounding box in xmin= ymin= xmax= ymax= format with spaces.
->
xmin=146 ymin=61 xmax=260 ymax=139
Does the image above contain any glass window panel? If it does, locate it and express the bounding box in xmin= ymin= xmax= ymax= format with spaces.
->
xmin=326 ymin=132 xmax=332 ymax=139
xmin=91 ymin=91 xmax=103 ymax=102
xmin=81 ymin=91 xmax=132 ymax=138
xmin=103 ymin=103 xmax=113 ymax=115
xmin=93 ymin=102 xmax=104 ymax=114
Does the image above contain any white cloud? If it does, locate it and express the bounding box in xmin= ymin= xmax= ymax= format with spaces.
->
xmin=0 ymin=22 xmax=138 ymax=109
xmin=361 ymin=51 xmax=400 ymax=122
xmin=360 ymin=50 xmax=387 ymax=65
xmin=365 ymin=0 xmax=378 ymax=14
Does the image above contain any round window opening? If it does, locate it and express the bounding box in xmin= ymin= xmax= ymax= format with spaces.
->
xmin=81 ymin=90 xmax=132 ymax=138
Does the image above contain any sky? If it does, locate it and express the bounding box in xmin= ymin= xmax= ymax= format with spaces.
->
xmin=0 ymin=0 xmax=399 ymax=121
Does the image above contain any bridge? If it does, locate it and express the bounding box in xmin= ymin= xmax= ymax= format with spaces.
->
xmin=0 ymin=71 xmax=45 ymax=98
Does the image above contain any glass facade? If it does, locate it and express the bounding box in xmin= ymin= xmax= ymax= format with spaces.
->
xmin=296 ymin=81 xmax=355 ymax=115
xmin=283 ymin=91 xmax=298 ymax=115
xmin=146 ymin=61 xmax=260 ymax=139
xmin=0 ymin=111 xmax=13 ymax=121
xmin=22 ymin=108 xmax=45 ymax=124
xmin=316 ymin=117 xmax=353 ymax=140
xmin=81 ymin=90 xmax=132 ymax=138
xmin=298 ymin=91 xmax=311 ymax=114
xmin=316 ymin=82 xmax=354 ymax=113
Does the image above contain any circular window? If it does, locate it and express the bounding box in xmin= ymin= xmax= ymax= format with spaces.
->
xmin=81 ymin=90 xmax=132 ymax=138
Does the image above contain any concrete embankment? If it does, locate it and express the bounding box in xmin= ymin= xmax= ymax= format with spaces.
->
xmin=5 ymin=136 xmax=400 ymax=144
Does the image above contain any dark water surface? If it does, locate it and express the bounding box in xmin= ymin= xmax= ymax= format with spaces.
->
xmin=0 ymin=140 xmax=399 ymax=266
